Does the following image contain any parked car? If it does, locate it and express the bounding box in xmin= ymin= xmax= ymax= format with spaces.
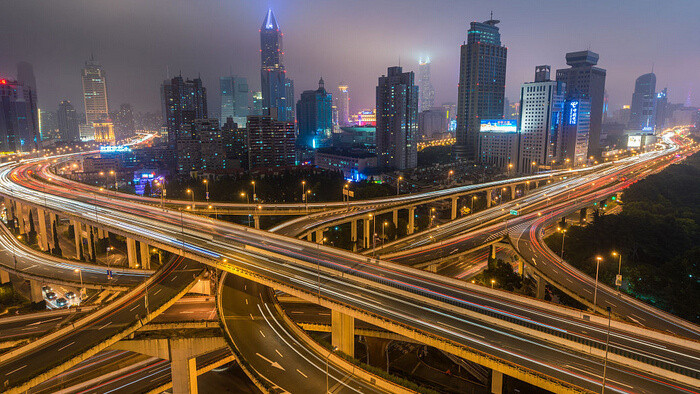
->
xmin=65 ymin=291 xmax=76 ymax=299
xmin=45 ymin=291 xmax=56 ymax=300
xmin=55 ymin=298 xmax=68 ymax=307
xmin=42 ymin=285 xmax=52 ymax=293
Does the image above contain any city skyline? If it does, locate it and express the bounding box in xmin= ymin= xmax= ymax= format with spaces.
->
xmin=2 ymin=0 xmax=698 ymax=116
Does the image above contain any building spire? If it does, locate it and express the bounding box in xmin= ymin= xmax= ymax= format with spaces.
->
xmin=319 ymin=77 xmax=325 ymax=90
xmin=261 ymin=9 xmax=279 ymax=30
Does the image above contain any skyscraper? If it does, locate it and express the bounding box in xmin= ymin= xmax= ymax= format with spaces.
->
xmin=260 ymin=9 xmax=293 ymax=122
xmin=418 ymin=57 xmax=435 ymax=112
xmin=220 ymin=76 xmax=249 ymax=127
xmin=454 ymin=17 xmax=508 ymax=161
xmin=655 ymin=88 xmax=668 ymax=129
xmin=376 ymin=66 xmax=419 ymax=170
xmin=0 ymin=79 xmax=40 ymax=152
xmin=246 ymin=111 xmax=295 ymax=170
xmin=628 ymin=73 xmax=657 ymax=131
xmin=113 ymin=103 xmax=135 ymax=140
xmin=556 ymin=50 xmax=606 ymax=158
xmin=560 ymin=98 xmax=591 ymax=166
xmin=296 ymin=78 xmax=333 ymax=149
xmin=161 ymin=76 xmax=207 ymax=143
xmin=57 ymin=100 xmax=79 ymax=142
xmin=81 ymin=56 xmax=109 ymax=124
xmin=517 ymin=66 xmax=566 ymax=172
xmin=39 ymin=109 xmax=59 ymax=140
xmin=337 ymin=83 xmax=350 ymax=126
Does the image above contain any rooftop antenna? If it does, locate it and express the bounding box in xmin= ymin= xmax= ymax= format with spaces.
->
xmin=490 ymin=10 xmax=493 ymax=20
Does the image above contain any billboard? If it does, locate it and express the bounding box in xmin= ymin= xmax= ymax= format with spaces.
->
xmin=480 ymin=119 xmax=517 ymax=133
xmin=100 ymin=145 xmax=131 ymax=153
xmin=627 ymin=135 xmax=642 ymax=148
xmin=568 ymin=101 xmax=579 ymax=125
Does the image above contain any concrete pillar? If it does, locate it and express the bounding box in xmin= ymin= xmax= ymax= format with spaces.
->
xmin=17 ymin=202 xmax=26 ymax=234
xmin=139 ymin=242 xmax=151 ymax=270
xmin=517 ymin=259 xmax=524 ymax=277
xmin=363 ymin=218 xmax=371 ymax=249
xmin=491 ymin=370 xmax=504 ymax=394
xmin=392 ymin=210 xmax=398 ymax=227
xmin=350 ymin=220 xmax=357 ymax=252
xmin=331 ymin=310 xmax=355 ymax=357
xmin=126 ymin=238 xmax=138 ymax=268
xmin=364 ymin=337 xmax=390 ymax=371
xmin=86 ymin=226 xmax=94 ymax=259
xmin=170 ymin=342 xmax=199 ymax=394
xmin=29 ymin=279 xmax=43 ymax=303
xmin=253 ymin=215 xmax=260 ymax=230
xmin=307 ymin=233 xmax=313 ymax=242
xmin=5 ymin=199 xmax=15 ymax=224
xmin=486 ymin=190 xmax=492 ymax=208
xmin=536 ymin=275 xmax=546 ymax=299
xmin=407 ymin=207 xmax=415 ymax=235
xmin=315 ymin=229 xmax=324 ymax=244
xmin=451 ymin=196 xmax=459 ymax=220
xmin=36 ymin=208 xmax=49 ymax=251
xmin=510 ymin=186 xmax=516 ymax=200
xmin=0 ymin=269 xmax=10 ymax=284
xmin=72 ymin=220 xmax=82 ymax=260
xmin=489 ymin=244 xmax=496 ymax=260
xmin=48 ymin=213 xmax=58 ymax=251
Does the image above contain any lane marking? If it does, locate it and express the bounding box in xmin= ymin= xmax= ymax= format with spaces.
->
xmin=260 ymin=330 xmax=266 ymax=338
xmin=98 ymin=322 xmax=112 ymax=331
xmin=6 ymin=364 xmax=27 ymax=375
xmin=296 ymin=369 xmax=308 ymax=378
xmin=57 ymin=341 xmax=75 ymax=352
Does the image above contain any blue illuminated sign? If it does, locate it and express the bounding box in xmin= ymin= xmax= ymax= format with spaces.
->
xmin=100 ymin=145 xmax=131 ymax=153
xmin=480 ymin=119 xmax=517 ymax=133
xmin=568 ymin=101 xmax=579 ymax=125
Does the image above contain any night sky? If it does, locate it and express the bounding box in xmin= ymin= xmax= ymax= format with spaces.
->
xmin=2 ymin=0 xmax=698 ymax=115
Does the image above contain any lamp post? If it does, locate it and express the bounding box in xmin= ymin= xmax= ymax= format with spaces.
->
xmin=369 ymin=213 xmax=376 ymax=258
xmin=508 ymin=163 xmax=513 ymax=176
xmin=471 ymin=196 xmax=477 ymax=214
xmin=109 ymin=170 xmax=117 ymax=190
xmin=430 ymin=207 xmax=436 ymax=228
xmin=326 ymin=346 xmax=338 ymax=393
xmin=396 ymin=176 xmax=403 ymax=196
xmin=203 ymin=179 xmax=209 ymax=202
xmin=612 ymin=251 xmax=622 ymax=291
xmin=251 ymin=180 xmax=256 ymax=202
xmin=557 ymin=227 xmax=567 ymax=259
xmin=382 ymin=221 xmax=388 ymax=245
xmin=594 ymin=256 xmax=603 ymax=306
xmin=208 ymin=205 xmax=218 ymax=220
xmin=74 ymin=268 xmax=84 ymax=297
xmin=491 ymin=279 xmax=495 ymax=289
xmin=447 ymin=170 xmax=454 ymax=186
xmin=240 ymin=192 xmax=251 ymax=226
xmin=602 ymin=306 xmax=612 ymax=393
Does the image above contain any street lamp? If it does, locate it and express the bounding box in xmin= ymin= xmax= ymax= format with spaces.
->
xmin=240 ymin=192 xmax=251 ymax=226
xmin=74 ymin=268 xmax=84 ymax=297
xmin=447 ymin=170 xmax=454 ymax=186
xmin=396 ymin=176 xmax=403 ymax=196
xmin=430 ymin=207 xmax=436 ymax=228
xmin=491 ymin=279 xmax=496 ymax=289
xmin=109 ymin=170 xmax=117 ymax=190
xmin=531 ymin=161 xmax=537 ymax=173
xmin=203 ymin=179 xmax=209 ymax=202
xmin=186 ymin=188 xmax=195 ymax=210
xmin=557 ymin=227 xmax=567 ymax=259
xmin=368 ymin=213 xmax=376 ymax=257
xmin=208 ymin=205 xmax=218 ymax=220
xmin=612 ymin=251 xmax=622 ymax=291
xmin=471 ymin=196 xmax=477 ymax=214
xmin=251 ymin=180 xmax=256 ymax=202
xmin=508 ymin=163 xmax=513 ymax=176
xmin=382 ymin=221 xmax=388 ymax=244
xmin=594 ymin=256 xmax=603 ymax=306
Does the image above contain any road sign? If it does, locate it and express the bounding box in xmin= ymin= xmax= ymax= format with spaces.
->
xmin=615 ymin=274 xmax=622 ymax=287
xmin=509 ymin=210 xmax=518 ymax=215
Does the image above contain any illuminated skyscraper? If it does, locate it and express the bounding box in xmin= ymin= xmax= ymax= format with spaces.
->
xmin=628 ymin=73 xmax=657 ymax=131
xmin=556 ymin=50 xmax=606 ymax=157
xmin=260 ymin=9 xmax=293 ymax=122
xmin=220 ymin=75 xmax=249 ymax=126
xmin=161 ymin=76 xmax=207 ymax=143
xmin=81 ymin=56 xmax=109 ymax=124
xmin=337 ymin=83 xmax=350 ymax=126
xmin=376 ymin=66 xmax=419 ymax=170
xmin=418 ymin=57 xmax=435 ymax=112
xmin=454 ymin=17 xmax=507 ymax=161
xmin=296 ymin=78 xmax=333 ymax=149
xmin=0 ymin=79 xmax=40 ymax=152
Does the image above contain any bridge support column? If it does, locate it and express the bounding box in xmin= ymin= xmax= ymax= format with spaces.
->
xmin=170 ymin=340 xmax=200 ymax=394
xmin=392 ymin=210 xmax=398 ymax=227
xmin=126 ymin=238 xmax=138 ymax=268
xmin=5 ymin=199 xmax=15 ymax=226
xmin=253 ymin=215 xmax=260 ymax=230
xmin=517 ymin=259 xmax=524 ymax=277
xmin=407 ymin=207 xmax=415 ymax=235
xmin=451 ymin=196 xmax=458 ymax=220
xmin=486 ymin=190 xmax=492 ymax=208
xmin=350 ymin=220 xmax=357 ymax=251
xmin=363 ymin=219 xmax=371 ymax=249
xmin=86 ymin=226 xmax=95 ymax=261
xmin=0 ymin=269 xmax=10 ymax=284
xmin=315 ymin=230 xmax=324 ymax=244
xmin=48 ymin=213 xmax=58 ymax=252
xmin=536 ymin=275 xmax=546 ymax=299
xmin=331 ymin=310 xmax=355 ymax=357
xmin=491 ymin=370 xmax=504 ymax=394
xmin=364 ymin=337 xmax=390 ymax=371
xmin=29 ymin=279 xmax=43 ymax=302
xmin=71 ymin=220 xmax=83 ymax=260
xmin=510 ymin=186 xmax=516 ymax=200
xmin=489 ymin=244 xmax=496 ymax=260
xmin=307 ymin=233 xmax=313 ymax=242
xmin=36 ymin=208 xmax=49 ymax=251
xmin=139 ymin=241 xmax=151 ymax=270
xmin=17 ymin=202 xmax=26 ymax=235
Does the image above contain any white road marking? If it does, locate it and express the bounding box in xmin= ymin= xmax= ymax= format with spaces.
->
xmin=129 ymin=305 xmax=139 ymax=312
xmin=276 ymin=349 xmax=283 ymax=358
xmin=98 ymin=322 xmax=112 ymax=331
xmin=57 ymin=341 xmax=75 ymax=352
xmin=154 ymin=289 xmax=162 ymax=295
xmin=260 ymin=330 xmax=266 ymax=338
xmin=6 ymin=364 xmax=27 ymax=375
xmin=250 ymin=313 xmax=254 ymax=320
xmin=296 ymin=369 xmax=308 ymax=378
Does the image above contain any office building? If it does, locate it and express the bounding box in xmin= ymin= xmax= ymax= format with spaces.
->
xmin=376 ymin=66 xmax=419 ymax=170
xmin=57 ymin=100 xmax=80 ymax=142
xmin=251 ymin=91 xmax=263 ymax=115
xmin=333 ymin=126 xmax=376 ymax=153
xmin=220 ymin=76 xmax=249 ymax=126
xmin=478 ymin=121 xmax=519 ymax=170
xmin=39 ymin=109 xmax=59 ymax=141
xmin=93 ymin=120 xmax=116 ymax=143
xmin=81 ymin=56 xmax=109 ymax=125
xmin=194 ymin=118 xmax=227 ymax=173
xmin=17 ymin=62 xmax=39 ymax=133
xmin=556 ymin=50 xmax=606 ymax=157
xmin=161 ymin=76 xmax=207 ymax=143
xmin=655 ymin=88 xmax=668 ymax=129
xmin=517 ymin=66 xmax=566 ymax=172
xmin=337 ymin=83 xmax=350 ymax=126
xmin=418 ymin=108 xmax=448 ymax=140
xmin=222 ymin=117 xmax=246 ymax=169
xmin=418 ymin=57 xmax=435 ymax=112
xmin=246 ymin=110 xmax=295 ymax=169
xmin=560 ymin=99 xmax=591 ymax=166
xmin=628 ymin=73 xmax=657 ymax=131
xmin=260 ymin=9 xmax=293 ymax=122
xmin=113 ymin=103 xmax=136 ymax=140
xmin=0 ymin=79 xmax=40 ymax=152
xmin=455 ymin=17 xmax=507 ymax=161
xmin=315 ymin=147 xmax=376 ymax=181
xmin=296 ymin=78 xmax=333 ymax=149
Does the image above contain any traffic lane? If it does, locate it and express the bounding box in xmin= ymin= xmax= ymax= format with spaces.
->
xmin=282 ymin=302 xmax=383 ymax=330
xmin=0 ymin=313 xmax=87 ymax=341
xmin=220 ymin=274 xmax=382 ymax=394
xmin=0 ymin=256 xmax=203 ymax=391
xmin=234 ymin=253 xmax=694 ymax=394
xmin=152 ymin=296 xmax=217 ymax=322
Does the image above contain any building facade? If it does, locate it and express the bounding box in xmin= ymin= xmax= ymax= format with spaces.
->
xmin=81 ymin=57 xmax=109 ymax=125
xmin=628 ymin=73 xmax=657 ymax=131
xmin=315 ymin=147 xmax=376 ymax=181
xmin=560 ymin=99 xmax=591 ymax=166
xmin=161 ymin=76 xmax=207 ymax=144
xmin=0 ymin=79 xmax=40 ymax=152
xmin=260 ymin=9 xmax=293 ymax=122
xmin=337 ymin=83 xmax=350 ymax=127
xmin=296 ymin=78 xmax=333 ymax=149
xmin=418 ymin=108 xmax=448 ymax=140
xmin=220 ymin=76 xmax=249 ymax=127
xmin=556 ymin=50 xmax=606 ymax=158
xmin=418 ymin=57 xmax=435 ymax=112
xmin=246 ymin=111 xmax=295 ymax=170
xmin=376 ymin=66 xmax=419 ymax=170
xmin=454 ymin=18 xmax=507 ymax=161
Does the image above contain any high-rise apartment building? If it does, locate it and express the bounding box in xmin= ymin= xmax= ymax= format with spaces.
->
xmin=296 ymin=78 xmax=333 ymax=149
xmin=628 ymin=73 xmax=657 ymax=131
xmin=517 ymin=66 xmax=566 ymax=172
xmin=260 ymin=9 xmax=293 ymax=122
xmin=0 ymin=79 xmax=40 ymax=152
xmin=337 ymin=83 xmax=350 ymax=126
xmin=57 ymin=100 xmax=79 ymax=142
xmin=418 ymin=57 xmax=435 ymax=112
xmin=454 ymin=18 xmax=507 ymax=161
xmin=376 ymin=66 xmax=419 ymax=170
xmin=246 ymin=110 xmax=295 ymax=170
xmin=161 ymin=76 xmax=207 ymax=143
xmin=556 ymin=50 xmax=606 ymax=158
xmin=81 ymin=57 xmax=109 ymax=124
xmin=220 ymin=76 xmax=249 ymax=127
xmin=251 ymin=91 xmax=263 ymax=115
